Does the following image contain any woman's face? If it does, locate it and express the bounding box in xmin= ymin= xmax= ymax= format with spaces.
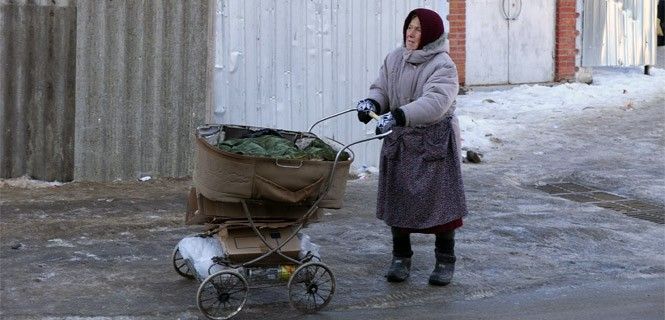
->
xmin=405 ymin=16 xmax=422 ymax=50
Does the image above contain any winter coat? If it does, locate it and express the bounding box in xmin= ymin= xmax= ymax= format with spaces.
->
xmin=368 ymin=35 xmax=468 ymax=229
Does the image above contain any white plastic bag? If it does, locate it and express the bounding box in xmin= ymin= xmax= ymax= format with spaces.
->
xmin=298 ymin=233 xmax=321 ymax=261
xmin=177 ymin=236 xmax=227 ymax=278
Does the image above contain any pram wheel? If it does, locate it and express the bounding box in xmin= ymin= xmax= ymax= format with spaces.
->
xmin=197 ymin=270 xmax=249 ymax=320
xmin=287 ymin=262 xmax=335 ymax=313
xmin=171 ymin=246 xmax=195 ymax=279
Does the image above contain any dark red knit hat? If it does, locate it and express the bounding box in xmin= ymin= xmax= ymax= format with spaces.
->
xmin=403 ymin=8 xmax=444 ymax=49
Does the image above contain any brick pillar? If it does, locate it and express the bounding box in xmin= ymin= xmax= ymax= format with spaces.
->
xmin=448 ymin=0 xmax=466 ymax=86
xmin=555 ymin=0 xmax=578 ymax=82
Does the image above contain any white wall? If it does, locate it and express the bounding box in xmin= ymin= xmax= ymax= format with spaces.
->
xmin=581 ymin=0 xmax=658 ymax=67
xmin=212 ymin=0 xmax=448 ymax=168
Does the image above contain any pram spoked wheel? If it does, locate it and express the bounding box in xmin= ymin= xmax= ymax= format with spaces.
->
xmin=287 ymin=262 xmax=336 ymax=313
xmin=171 ymin=245 xmax=196 ymax=279
xmin=197 ymin=270 xmax=249 ymax=320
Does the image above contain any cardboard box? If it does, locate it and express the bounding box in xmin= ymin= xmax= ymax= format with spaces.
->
xmin=219 ymin=224 xmax=301 ymax=266
xmin=185 ymin=187 xmax=320 ymax=225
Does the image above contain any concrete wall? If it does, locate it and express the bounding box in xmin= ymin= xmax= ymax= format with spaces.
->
xmin=0 ymin=2 xmax=76 ymax=181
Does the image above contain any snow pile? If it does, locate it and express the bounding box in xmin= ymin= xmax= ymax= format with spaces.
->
xmin=352 ymin=164 xmax=380 ymax=180
xmin=457 ymin=67 xmax=665 ymax=152
xmin=0 ymin=175 xmax=64 ymax=188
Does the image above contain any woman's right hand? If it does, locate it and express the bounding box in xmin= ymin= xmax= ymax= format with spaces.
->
xmin=356 ymin=99 xmax=378 ymax=124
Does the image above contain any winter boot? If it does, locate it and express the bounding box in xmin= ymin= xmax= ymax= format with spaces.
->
xmin=385 ymin=257 xmax=411 ymax=282
xmin=428 ymin=254 xmax=455 ymax=286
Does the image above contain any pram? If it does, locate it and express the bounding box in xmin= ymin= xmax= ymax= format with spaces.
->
xmin=171 ymin=109 xmax=390 ymax=319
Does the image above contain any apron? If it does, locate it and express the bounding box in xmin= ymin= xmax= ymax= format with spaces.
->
xmin=376 ymin=116 xmax=468 ymax=229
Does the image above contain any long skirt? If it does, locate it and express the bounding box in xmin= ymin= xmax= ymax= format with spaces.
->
xmin=376 ymin=116 xmax=468 ymax=230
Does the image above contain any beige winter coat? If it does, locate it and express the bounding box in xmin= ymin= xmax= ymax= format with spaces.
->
xmin=367 ymin=35 xmax=459 ymax=127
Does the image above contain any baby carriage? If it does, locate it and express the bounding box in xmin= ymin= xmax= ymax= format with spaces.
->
xmin=171 ymin=109 xmax=389 ymax=319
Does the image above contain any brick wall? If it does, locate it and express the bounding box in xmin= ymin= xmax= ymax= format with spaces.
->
xmin=555 ymin=0 xmax=578 ymax=81
xmin=448 ymin=0 xmax=466 ymax=85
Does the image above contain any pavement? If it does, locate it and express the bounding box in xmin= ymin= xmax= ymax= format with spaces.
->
xmin=1 ymin=79 xmax=664 ymax=319
xmin=313 ymin=278 xmax=664 ymax=320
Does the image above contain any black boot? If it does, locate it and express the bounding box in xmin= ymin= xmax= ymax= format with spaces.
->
xmin=429 ymin=254 xmax=455 ymax=286
xmin=385 ymin=256 xmax=411 ymax=282
xmin=386 ymin=227 xmax=413 ymax=282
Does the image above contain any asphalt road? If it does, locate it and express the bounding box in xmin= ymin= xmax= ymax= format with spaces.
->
xmin=311 ymin=278 xmax=664 ymax=320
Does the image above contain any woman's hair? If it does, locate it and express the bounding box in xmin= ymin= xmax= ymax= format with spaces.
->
xmin=403 ymin=8 xmax=444 ymax=50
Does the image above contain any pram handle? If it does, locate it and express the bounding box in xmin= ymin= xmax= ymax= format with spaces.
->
xmin=323 ymin=130 xmax=391 ymax=195
xmin=308 ymin=107 xmax=392 ymax=139
xmin=307 ymin=108 xmax=392 ymax=201
xmin=308 ymin=108 xmax=356 ymax=133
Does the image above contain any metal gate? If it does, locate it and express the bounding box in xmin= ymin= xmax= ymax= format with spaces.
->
xmin=466 ymin=0 xmax=556 ymax=85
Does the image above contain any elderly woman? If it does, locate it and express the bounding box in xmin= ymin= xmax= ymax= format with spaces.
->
xmin=356 ymin=8 xmax=467 ymax=286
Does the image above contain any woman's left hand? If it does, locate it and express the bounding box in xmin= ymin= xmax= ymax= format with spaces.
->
xmin=375 ymin=113 xmax=396 ymax=135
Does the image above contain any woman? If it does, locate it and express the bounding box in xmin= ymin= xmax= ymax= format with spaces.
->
xmin=356 ymin=8 xmax=467 ymax=286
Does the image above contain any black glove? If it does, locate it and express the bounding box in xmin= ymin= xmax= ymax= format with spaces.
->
xmin=356 ymin=99 xmax=378 ymax=124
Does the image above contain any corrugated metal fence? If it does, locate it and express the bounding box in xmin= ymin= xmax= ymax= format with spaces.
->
xmin=75 ymin=0 xmax=209 ymax=181
xmin=0 ymin=2 xmax=76 ymax=181
xmin=1 ymin=0 xmax=209 ymax=181
xmin=581 ymin=0 xmax=658 ymax=67
xmin=212 ymin=0 xmax=449 ymax=168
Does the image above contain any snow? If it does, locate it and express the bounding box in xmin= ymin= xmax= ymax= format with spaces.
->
xmin=0 ymin=175 xmax=64 ymax=188
xmin=457 ymin=67 xmax=665 ymax=154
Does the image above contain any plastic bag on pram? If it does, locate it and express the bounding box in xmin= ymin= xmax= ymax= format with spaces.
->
xmin=177 ymin=232 xmax=321 ymax=279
